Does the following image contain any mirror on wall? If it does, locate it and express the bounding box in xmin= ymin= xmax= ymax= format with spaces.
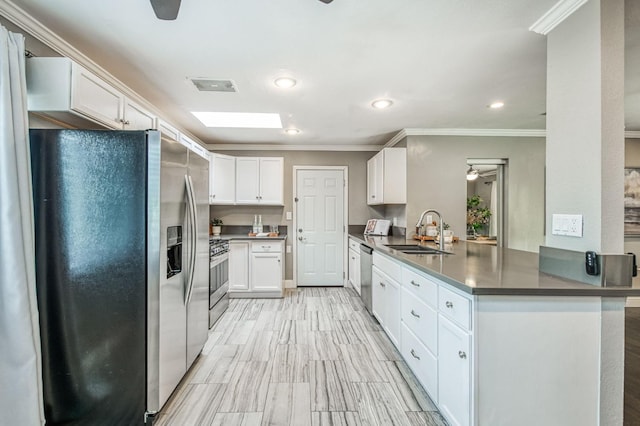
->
xmin=466 ymin=159 xmax=506 ymax=247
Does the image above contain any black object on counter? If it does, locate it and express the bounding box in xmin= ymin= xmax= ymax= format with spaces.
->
xmin=585 ymin=251 xmax=600 ymax=276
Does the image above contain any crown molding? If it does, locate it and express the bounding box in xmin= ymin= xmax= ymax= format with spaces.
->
xmin=529 ymin=0 xmax=588 ymax=35
xmin=627 ymin=131 xmax=640 ymax=139
xmin=0 ymin=0 xmax=208 ymax=146
xmin=385 ymin=128 xmax=547 ymax=146
xmin=206 ymin=144 xmax=383 ymax=152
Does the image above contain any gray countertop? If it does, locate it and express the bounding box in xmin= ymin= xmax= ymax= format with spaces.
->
xmin=350 ymin=233 xmax=640 ymax=297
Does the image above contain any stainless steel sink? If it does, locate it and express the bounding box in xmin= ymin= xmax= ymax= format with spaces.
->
xmin=384 ymin=244 xmax=451 ymax=255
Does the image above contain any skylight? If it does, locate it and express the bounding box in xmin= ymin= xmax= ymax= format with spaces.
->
xmin=191 ymin=112 xmax=282 ymax=128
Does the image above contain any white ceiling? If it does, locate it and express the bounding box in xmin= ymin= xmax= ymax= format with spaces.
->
xmin=5 ymin=0 xmax=640 ymax=147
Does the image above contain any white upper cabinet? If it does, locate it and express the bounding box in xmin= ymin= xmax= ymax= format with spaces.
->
xmin=122 ymin=97 xmax=156 ymax=130
xmin=158 ymin=120 xmax=180 ymax=142
xmin=27 ymin=57 xmax=157 ymax=130
xmin=367 ymin=147 xmax=406 ymax=205
xmin=209 ymin=153 xmax=236 ymax=204
xmin=235 ymin=157 xmax=283 ymax=205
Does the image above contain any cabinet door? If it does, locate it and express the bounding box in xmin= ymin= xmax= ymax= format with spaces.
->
xmin=229 ymin=242 xmax=249 ymax=291
xmin=438 ymin=315 xmax=471 ymax=426
xmin=70 ymin=62 xmax=123 ymax=129
xmin=210 ymin=153 xmax=236 ymax=204
xmin=348 ymin=248 xmax=357 ymax=287
xmin=235 ymin=157 xmax=260 ymax=204
xmin=371 ymin=267 xmax=385 ymax=324
xmin=367 ymin=156 xmax=378 ymax=205
xmin=251 ymin=252 xmax=282 ymax=292
xmin=385 ymin=276 xmax=401 ymax=349
xmin=258 ymin=157 xmax=284 ymax=205
xmin=123 ymin=98 xmax=156 ymax=130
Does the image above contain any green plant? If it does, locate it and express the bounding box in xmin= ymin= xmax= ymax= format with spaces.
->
xmin=211 ymin=218 xmax=223 ymax=226
xmin=466 ymin=196 xmax=491 ymax=234
xmin=443 ymin=222 xmax=450 ymax=230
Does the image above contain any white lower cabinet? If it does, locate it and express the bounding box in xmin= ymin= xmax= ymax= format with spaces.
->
xmin=348 ymin=247 xmax=361 ymax=294
xmin=229 ymin=241 xmax=249 ymax=291
xmin=229 ymin=240 xmax=283 ymax=297
xmin=372 ymin=265 xmax=401 ymax=349
xmin=438 ymin=314 xmax=471 ymax=426
xmin=401 ymin=323 xmax=438 ymax=401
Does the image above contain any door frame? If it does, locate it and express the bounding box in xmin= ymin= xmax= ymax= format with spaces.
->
xmin=292 ymin=166 xmax=349 ymax=287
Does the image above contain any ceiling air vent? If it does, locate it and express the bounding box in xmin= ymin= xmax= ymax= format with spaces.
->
xmin=190 ymin=79 xmax=237 ymax=92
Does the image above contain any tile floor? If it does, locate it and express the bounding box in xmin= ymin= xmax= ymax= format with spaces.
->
xmin=155 ymin=286 xmax=447 ymax=426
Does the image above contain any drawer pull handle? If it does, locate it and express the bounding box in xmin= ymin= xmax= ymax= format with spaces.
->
xmin=445 ymin=301 xmax=453 ymax=308
xmin=410 ymin=349 xmax=420 ymax=360
xmin=410 ymin=280 xmax=420 ymax=287
xmin=458 ymin=351 xmax=467 ymax=359
xmin=410 ymin=310 xmax=420 ymax=318
xmin=379 ymin=282 xmax=386 ymax=288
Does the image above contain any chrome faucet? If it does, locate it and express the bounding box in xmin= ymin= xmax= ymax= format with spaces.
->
xmin=416 ymin=209 xmax=445 ymax=250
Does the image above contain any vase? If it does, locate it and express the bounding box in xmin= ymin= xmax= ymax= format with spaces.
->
xmin=212 ymin=225 xmax=221 ymax=236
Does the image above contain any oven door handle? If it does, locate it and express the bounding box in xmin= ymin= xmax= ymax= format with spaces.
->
xmin=210 ymin=252 xmax=229 ymax=268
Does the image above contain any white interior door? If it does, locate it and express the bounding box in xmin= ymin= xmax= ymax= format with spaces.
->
xmin=295 ymin=169 xmax=345 ymax=286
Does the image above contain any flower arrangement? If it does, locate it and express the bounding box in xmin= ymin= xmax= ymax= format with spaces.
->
xmin=467 ymin=195 xmax=491 ymax=235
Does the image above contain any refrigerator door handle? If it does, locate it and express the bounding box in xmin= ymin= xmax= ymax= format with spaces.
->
xmin=184 ymin=174 xmax=198 ymax=305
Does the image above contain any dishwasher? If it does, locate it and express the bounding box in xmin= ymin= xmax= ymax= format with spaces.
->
xmin=360 ymin=243 xmax=374 ymax=314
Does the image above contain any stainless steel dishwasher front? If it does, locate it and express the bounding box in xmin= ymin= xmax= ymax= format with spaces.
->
xmin=360 ymin=243 xmax=374 ymax=314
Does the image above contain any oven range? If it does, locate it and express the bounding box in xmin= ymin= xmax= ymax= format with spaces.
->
xmin=209 ymin=238 xmax=229 ymax=328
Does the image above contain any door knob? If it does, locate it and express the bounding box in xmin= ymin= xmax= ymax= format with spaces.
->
xmin=298 ymin=228 xmax=303 ymax=233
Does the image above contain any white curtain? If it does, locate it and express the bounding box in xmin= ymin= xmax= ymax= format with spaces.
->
xmin=0 ymin=26 xmax=45 ymax=426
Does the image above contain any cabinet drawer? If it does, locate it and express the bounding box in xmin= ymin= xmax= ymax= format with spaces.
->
xmin=401 ymin=323 xmax=438 ymax=403
xmin=348 ymin=238 xmax=360 ymax=251
xmin=402 ymin=266 xmax=438 ymax=308
xmin=401 ymin=288 xmax=437 ymax=354
xmin=252 ymin=241 xmax=283 ymax=253
xmin=438 ymin=285 xmax=471 ymax=331
xmin=373 ymin=252 xmax=402 ymax=281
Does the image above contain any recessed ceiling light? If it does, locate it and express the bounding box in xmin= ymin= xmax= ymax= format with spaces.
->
xmin=285 ymin=128 xmax=300 ymax=135
xmin=372 ymin=99 xmax=393 ymax=109
xmin=191 ymin=112 xmax=282 ymax=128
xmin=489 ymin=101 xmax=505 ymax=109
xmin=274 ymin=77 xmax=297 ymax=89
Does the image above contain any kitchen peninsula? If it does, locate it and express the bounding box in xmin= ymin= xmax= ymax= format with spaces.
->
xmin=350 ymin=233 xmax=638 ymax=426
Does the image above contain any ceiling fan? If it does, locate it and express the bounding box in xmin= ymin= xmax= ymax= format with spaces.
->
xmin=150 ymin=0 xmax=332 ymax=20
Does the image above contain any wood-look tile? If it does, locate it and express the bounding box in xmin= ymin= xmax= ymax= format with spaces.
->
xmin=352 ymin=382 xmax=412 ymax=426
xmin=339 ymin=344 xmax=388 ymax=382
xmin=309 ymin=331 xmax=343 ymax=361
xmin=271 ymin=344 xmax=309 ymax=383
xmin=262 ymin=382 xmax=312 ymax=426
xmin=218 ymin=361 xmax=272 ymax=413
xmin=380 ymin=361 xmax=438 ymax=412
xmin=309 ymin=360 xmax=357 ymax=412
xmin=157 ymin=286 xmax=446 ymax=425
xmin=364 ymin=330 xmax=403 ymax=361
xmin=155 ymin=383 xmax=226 ymax=426
xmin=239 ymin=331 xmax=276 ymax=362
xmin=405 ymin=411 xmax=448 ymax=426
xmin=224 ymin=320 xmax=257 ymax=345
xmin=278 ymin=319 xmax=309 ymax=344
xmin=311 ymin=411 xmax=362 ymax=426
xmin=211 ymin=412 xmax=263 ymax=426
xmin=188 ymin=344 xmax=241 ymax=384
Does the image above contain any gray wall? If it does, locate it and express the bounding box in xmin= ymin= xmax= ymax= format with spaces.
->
xmin=406 ymin=135 xmax=546 ymax=253
xmin=209 ymin=150 xmax=378 ymax=280
xmin=545 ymin=0 xmax=625 ymax=252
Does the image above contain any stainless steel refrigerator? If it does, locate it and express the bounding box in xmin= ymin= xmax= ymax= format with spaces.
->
xmin=30 ymin=129 xmax=210 ymax=425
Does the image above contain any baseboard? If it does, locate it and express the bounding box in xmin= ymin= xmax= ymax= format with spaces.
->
xmin=284 ymin=279 xmax=295 ymax=289
xmin=626 ymin=297 xmax=640 ymax=308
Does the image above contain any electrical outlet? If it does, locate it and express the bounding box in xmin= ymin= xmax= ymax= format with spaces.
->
xmin=393 ymin=217 xmax=398 ymax=226
xmin=551 ymin=214 xmax=583 ymax=237
xmin=286 ymin=245 xmax=292 ymax=253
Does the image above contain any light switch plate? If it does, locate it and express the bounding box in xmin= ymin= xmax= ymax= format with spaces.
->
xmin=551 ymin=214 xmax=583 ymax=237
xmin=286 ymin=211 xmax=292 ymax=220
